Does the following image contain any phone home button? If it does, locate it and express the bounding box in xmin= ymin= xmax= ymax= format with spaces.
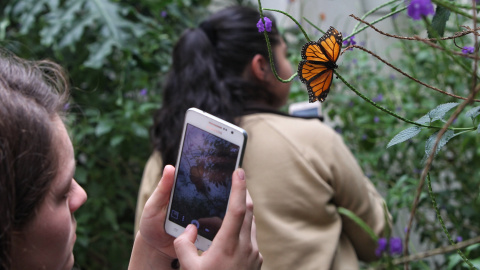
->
xmin=191 ymin=219 xmax=200 ymax=229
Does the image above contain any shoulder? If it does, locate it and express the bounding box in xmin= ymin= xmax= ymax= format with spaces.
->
xmin=240 ymin=113 xmax=338 ymax=143
xmin=142 ymin=151 xmax=164 ymax=186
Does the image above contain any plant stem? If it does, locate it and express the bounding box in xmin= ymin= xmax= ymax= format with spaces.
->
xmin=427 ymin=173 xmax=475 ymax=268
xmin=263 ymin=8 xmax=311 ymax=42
xmin=257 ymin=0 xmax=297 ymax=83
xmin=347 ymin=7 xmax=407 ymax=40
xmin=352 ymin=0 xmax=403 ymax=34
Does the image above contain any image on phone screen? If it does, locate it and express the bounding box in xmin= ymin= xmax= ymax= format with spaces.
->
xmin=169 ymin=123 xmax=240 ymax=241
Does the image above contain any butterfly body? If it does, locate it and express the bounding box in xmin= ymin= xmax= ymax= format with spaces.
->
xmin=298 ymin=27 xmax=342 ymax=102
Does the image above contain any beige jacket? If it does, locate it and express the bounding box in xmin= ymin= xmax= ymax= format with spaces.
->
xmin=135 ymin=112 xmax=389 ymax=270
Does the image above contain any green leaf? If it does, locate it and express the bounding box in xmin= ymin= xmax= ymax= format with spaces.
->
xmin=110 ymin=135 xmax=124 ymax=147
xmin=415 ymin=114 xmax=431 ymax=125
xmin=465 ymin=106 xmax=480 ymax=120
xmin=428 ymin=102 xmax=459 ymax=122
xmin=428 ymin=5 xmax=451 ymax=39
xmin=0 ymin=18 xmax=10 ymax=40
xmin=466 ymin=243 xmax=480 ymax=252
xmin=95 ymin=119 xmax=114 ymax=136
xmin=58 ymin=16 xmax=95 ymax=49
xmin=423 ymin=130 xmax=456 ymax=163
xmin=12 ymin=0 xmax=50 ymax=34
xmin=131 ymin=122 xmax=149 ymax=138
xmin=477 ymin=123 xmax=480 ymax=134
xmin=447 ymin=253 xmax=463 ymax=270
xmin=338 ymin=207 xmax=378 ymax=241
xmin=40 ymin=0 xmax=84 ymax=47
xmin=462 ymin=257 xmax=480 ymax=269
xmin=387 ymin=126 xmax=422 ymax=148
xmin=84 ymin=39 xmax=115 ymax=69
xmin=104 ymin=207 xmax=119 ymax=231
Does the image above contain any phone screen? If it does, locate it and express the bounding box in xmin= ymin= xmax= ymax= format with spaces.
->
xmin=169 ymin=123 xmax=240 ymax=241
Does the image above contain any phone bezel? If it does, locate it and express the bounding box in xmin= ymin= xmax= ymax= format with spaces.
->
xmin=164 ymin=107 xmax=248 ymax=251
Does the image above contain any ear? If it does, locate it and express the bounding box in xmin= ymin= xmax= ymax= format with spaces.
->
xmin=250 ymin=54 xmax=270 ymax=82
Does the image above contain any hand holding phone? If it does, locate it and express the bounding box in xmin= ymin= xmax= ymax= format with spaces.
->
xmin=165 ymin=108 xmax=248 ymax=251
xmin=174 ymin=169 xmax=263 ymax=270
xmin=130 ymin=166 xmax=263 ymax=270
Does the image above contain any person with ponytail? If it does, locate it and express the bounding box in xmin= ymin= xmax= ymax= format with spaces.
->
xmin=136 ymin=5 xmax=391 ymax=270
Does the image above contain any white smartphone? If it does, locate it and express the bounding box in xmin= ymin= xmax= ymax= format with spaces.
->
xmin=164 ymin=108 xmax=248 ymax=251
xmin=288 ymin=101 xmax=322 ymax=117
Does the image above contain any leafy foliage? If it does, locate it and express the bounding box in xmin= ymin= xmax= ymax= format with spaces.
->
xmin=281 ymin=0 xmax=480 ymax=268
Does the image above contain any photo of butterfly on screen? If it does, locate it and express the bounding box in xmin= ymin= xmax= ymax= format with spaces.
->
xmin=297 ymin=26 xmax=343 ymax=103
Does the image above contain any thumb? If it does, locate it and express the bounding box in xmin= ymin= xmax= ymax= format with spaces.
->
xmin=174 ymin=225 xmax=199 ymax=267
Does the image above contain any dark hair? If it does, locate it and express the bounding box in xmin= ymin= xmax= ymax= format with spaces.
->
xmin=0 ymin=50 xmax=69 ymax=270
xmin=151 ymin=6 xmax=281 ymax=166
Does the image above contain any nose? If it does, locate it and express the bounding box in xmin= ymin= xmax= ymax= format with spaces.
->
xmin=69 ymin=179 xmax=88 ymax=213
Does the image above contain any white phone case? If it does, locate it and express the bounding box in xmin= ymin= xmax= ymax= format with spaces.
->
xmin=164 ymin=108 xmax=247 ymax=251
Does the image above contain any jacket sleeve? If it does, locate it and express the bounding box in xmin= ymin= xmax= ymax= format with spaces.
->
xmin=327 ymin=132 xmax=391 ymax=262
xmin=134 ymin=151 xmax=164 ymax=234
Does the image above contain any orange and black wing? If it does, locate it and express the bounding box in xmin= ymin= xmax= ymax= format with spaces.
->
xmin=298 ymin=26 xmax=342 ymax=102
xmin=298 ymin=61 xmax=334 ymax=102
xmin=316 ymin=26 xmax=342 ymax=63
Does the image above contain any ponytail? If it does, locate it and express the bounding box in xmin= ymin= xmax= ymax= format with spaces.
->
xmin=151 ymin=6 xmax=280 ymax=166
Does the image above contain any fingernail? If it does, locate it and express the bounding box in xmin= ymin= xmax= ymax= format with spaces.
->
xmin=185 ymin=224 xmax=194 ymax=232
xmin=237 ymin=168 xmax=245 ymax=181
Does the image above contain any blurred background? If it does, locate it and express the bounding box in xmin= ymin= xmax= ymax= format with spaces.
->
xmin=1 ymin=0 xmax=479 ymax=269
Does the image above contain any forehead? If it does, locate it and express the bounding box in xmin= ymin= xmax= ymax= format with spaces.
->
xmin=50 ymin=117 xmax=75 ymax=189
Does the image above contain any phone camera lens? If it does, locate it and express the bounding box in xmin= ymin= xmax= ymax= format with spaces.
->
xmin=231 ymin=131 xmax=234 ymax=134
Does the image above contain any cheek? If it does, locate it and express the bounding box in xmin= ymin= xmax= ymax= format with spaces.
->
xmin=284 ymin=60 xmax=293 ymax=77
xmin=15 ymin=201 xmax=75 ymax=269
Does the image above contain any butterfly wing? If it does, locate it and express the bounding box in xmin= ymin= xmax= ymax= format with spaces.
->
xmin=317 ymin=27 xmax=342 ymax=63
xmin=298 ymin=26 xmax=342 ymax=102
xmin=301 ymin=41 xmax=330 ymax=63
xmin=298 ymin=60 xmax=333 ymax=102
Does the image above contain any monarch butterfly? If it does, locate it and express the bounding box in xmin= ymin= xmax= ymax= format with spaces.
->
xmin=298 ymin=26 xmax=342 ymax=103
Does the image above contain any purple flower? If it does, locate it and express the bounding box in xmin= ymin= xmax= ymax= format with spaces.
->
xmin=139 ymin=88 xmax=148 ymax=96
xmin=376 ymin=237 xmax=403 ymax=257
xmin=362 ymin=134 xmax=367 ymax=140
xmin=342 ymin=35 xmax=357 ymax=46
xmin=343 ymin=36 xmax=357 ymax=50
xmin=372 ymin=94 xmax=383 ymax=103
xmin=63 ymin=102 xmax=70 ymax=111
xmin=407 ymin=0 xmax=435 ymax=20
xmin=257 ymin=17 xmax=272 ymax=32
xmin=389 ymin=237 xmax=403 ymax=255
xmin=161 ymin=10 xmax=167 ymax=18
xmin=462 ymin=46 xmax=475 ymax=54
xmin=376 ymin=238 xmax=387 ymax=257
xmin=374 ymin=116 xmax=379 ymax=123
xmin=456 ymin=236 xmax=463 ymax=242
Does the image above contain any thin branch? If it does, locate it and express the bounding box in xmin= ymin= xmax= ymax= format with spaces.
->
xmin=352 ymin=0 xmax=403 ymax=34
xmin=389 ymin=235 xmax=480 ymax=265
xmin=347 ymin=7 xmax=408 ymax=40
xmin=350 ymin=14 xmax=480 ymax=42
xmin=343 ymin=45 xmax=480 ymax=102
